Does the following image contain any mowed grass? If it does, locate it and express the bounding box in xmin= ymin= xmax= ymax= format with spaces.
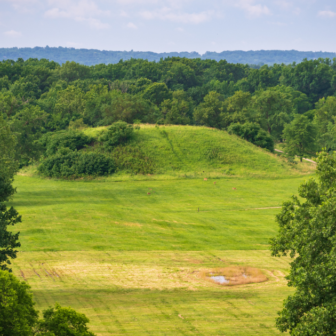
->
xmin=9 ymin=126 xmax=316 ymax=335
xmin=13 ymin=250 xmax=292 ymax=336
xmin=9 ymin=175 xmax=311 ymax=335
xmin=12 ymin=175 xmax=309 ymax=252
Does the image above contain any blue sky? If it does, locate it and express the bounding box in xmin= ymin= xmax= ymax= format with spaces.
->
xmin=1 ymin=0 xmax=336 ymax=53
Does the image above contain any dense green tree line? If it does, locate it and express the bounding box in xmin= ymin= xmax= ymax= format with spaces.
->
xmin=1 ymin=56 xmax=336 ymax=165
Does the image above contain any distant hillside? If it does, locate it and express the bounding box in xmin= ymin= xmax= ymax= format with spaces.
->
xmin=1 ymin=47 xmax=336 ymax=66
xmin=203 ymin=50 xmax=336 ymax=65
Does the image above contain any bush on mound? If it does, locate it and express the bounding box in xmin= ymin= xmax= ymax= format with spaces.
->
xmin=228 ymin=122 xmax=274 ymax=152
xmin=40 ymin=130 xmax=93 ymax=156
xmin=99 ymin=121 xmax=135 ymax=150
xmin=38 ymin=151 xmax=115 ymax=178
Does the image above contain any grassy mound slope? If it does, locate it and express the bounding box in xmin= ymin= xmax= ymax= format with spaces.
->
xmin=84 ymin=125 xmax=314 ymax=179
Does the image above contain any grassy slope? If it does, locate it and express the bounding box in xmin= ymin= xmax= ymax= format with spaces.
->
xmin=83 ymin=125 xmax=314 ymax=179
xmin=11 ymin=126 xmax=316 ymax=335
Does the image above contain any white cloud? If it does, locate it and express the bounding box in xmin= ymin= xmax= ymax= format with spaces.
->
xmin=79 ymin=17 xmax=109 ymax=29
xmin=120 ymin=10 xmax=129 ymax=17
xmin=116 ymin=0 xmax=159 ymax=4
xmin=269 ymin=21 xmax=287 ymax=26
xmin=44 ymin=0 xmax=110 ymax=29
xmin=2 ymin=0 xmax=40 ymax=5
xmin=274 ymin=0 xmax=292 ymax=9
xmin=127 ymin=22 xmax=138 ymax=29
xmin=318 ymin=10 xmax=336 ymax=18
xmin=46 ymin=0 xmax=108 ymax=18
xmin=3 ymin=30 xmax=22 ymax=37
xmin=115 ymin=0 xmax=188 ymax=5
xmin=235 ymin=0 xmax=271 ymax=17
xmin=45 ymin=8 xmax=67 ymax=18
xmin=293 ymin=7 xmax=301 ymax=15
xmin=140 ymin=7 xmax=213 ymax=24
xmin=2 ymin=0 xmax=39 ymax=3
xmin=1 ymin=0 xmax=40 ymax=12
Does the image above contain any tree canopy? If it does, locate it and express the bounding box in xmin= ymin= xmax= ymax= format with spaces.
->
xmin=283 ymin=115 xmax=317 ymax=162
xmin=271 ymin=151 xmax=336 ymax=335
xmin=0 ymin=270 xmax=96 ymax=335
xmin=0 ymin=115 xmax=17 ymax=202
xmin=0 ymin=271 xmax=37 ymax=336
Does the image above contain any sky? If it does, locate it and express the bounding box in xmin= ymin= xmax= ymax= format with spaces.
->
xmin=1 ymin=0 xmax=336 ymax=54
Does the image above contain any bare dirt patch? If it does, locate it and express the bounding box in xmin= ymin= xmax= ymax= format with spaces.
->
xmin=246 ymin=207 xmax=282 ymax=210
xmin=185 ymin=258 xmax=203 ymax=264
xmin=20 ymin=270 xmax=27 ymax=281
xmin=152 ymin=219 xmax=196 ymax=225
xmin=17 ymin=172 xmax=33 ymax=176
xmin=198 ymin=267 xmax=268 ymax=286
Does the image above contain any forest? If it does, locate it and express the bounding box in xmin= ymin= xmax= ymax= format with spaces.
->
xmin=1 ymin=56 xmax=336 ymax=171
xmin=2 ymin=47 xmax=336 ymax=65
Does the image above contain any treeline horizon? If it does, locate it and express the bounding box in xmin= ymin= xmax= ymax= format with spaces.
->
xmin=1 ymin=47 xmax=336 ymax=65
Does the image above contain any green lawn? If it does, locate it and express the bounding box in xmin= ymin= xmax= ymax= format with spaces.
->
xmin=12 ymin=175 xmax=308 ymax=252
xmin=9 ymin=125 xmax=316 ymax=335
xmin=9 ymin=174 xmax=311 ymax=335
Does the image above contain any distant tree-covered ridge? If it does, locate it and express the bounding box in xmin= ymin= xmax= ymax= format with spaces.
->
xmin=1 ymin=47 xmax=336 ymax=66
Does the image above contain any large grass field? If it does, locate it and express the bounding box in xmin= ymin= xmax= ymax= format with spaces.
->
xmin=9 ymin=126 xmax=316 ymax=335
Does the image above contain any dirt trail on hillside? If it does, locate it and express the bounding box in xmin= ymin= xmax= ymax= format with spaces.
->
xmin=245 ymin=207 xmax=282 ymax=210
xmin=275 ymin=149 xmax=316 ymax=164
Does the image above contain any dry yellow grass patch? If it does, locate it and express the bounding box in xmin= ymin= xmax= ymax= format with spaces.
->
xmin=114 ymin=221 xmax=142 ymax=227
xmin=199 ymin=266 xmax=268 ymax=286
xmin=15 ymin=261 xmax=268 ymax=291
xmin=13 ymin=251 xmax=289 ymax=296
xmin=16 ymin=261 xmax=201 ymax=290
xmin=184 ymin=258 xmax=203 ymax=264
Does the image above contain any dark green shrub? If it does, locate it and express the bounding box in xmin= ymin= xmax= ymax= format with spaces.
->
xmin=38 ymin=151 xmax=115 ymax=178
xmin=39 ymin=130 xmax=93 ymax=156
xmin=99 ymin=121 xmax=134 ymax=149
xmin=228 ymin=122 xmax=274 ymax=152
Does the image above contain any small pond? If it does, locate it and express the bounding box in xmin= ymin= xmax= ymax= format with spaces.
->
xmin=209 ymin=275 xmax=229 ymax=284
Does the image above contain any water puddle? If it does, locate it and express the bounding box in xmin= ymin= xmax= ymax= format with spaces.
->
xmin=202 ymin=267 xmax=267 ymax=286
xmin=209 ymin=275 xmax=229 ymax=284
